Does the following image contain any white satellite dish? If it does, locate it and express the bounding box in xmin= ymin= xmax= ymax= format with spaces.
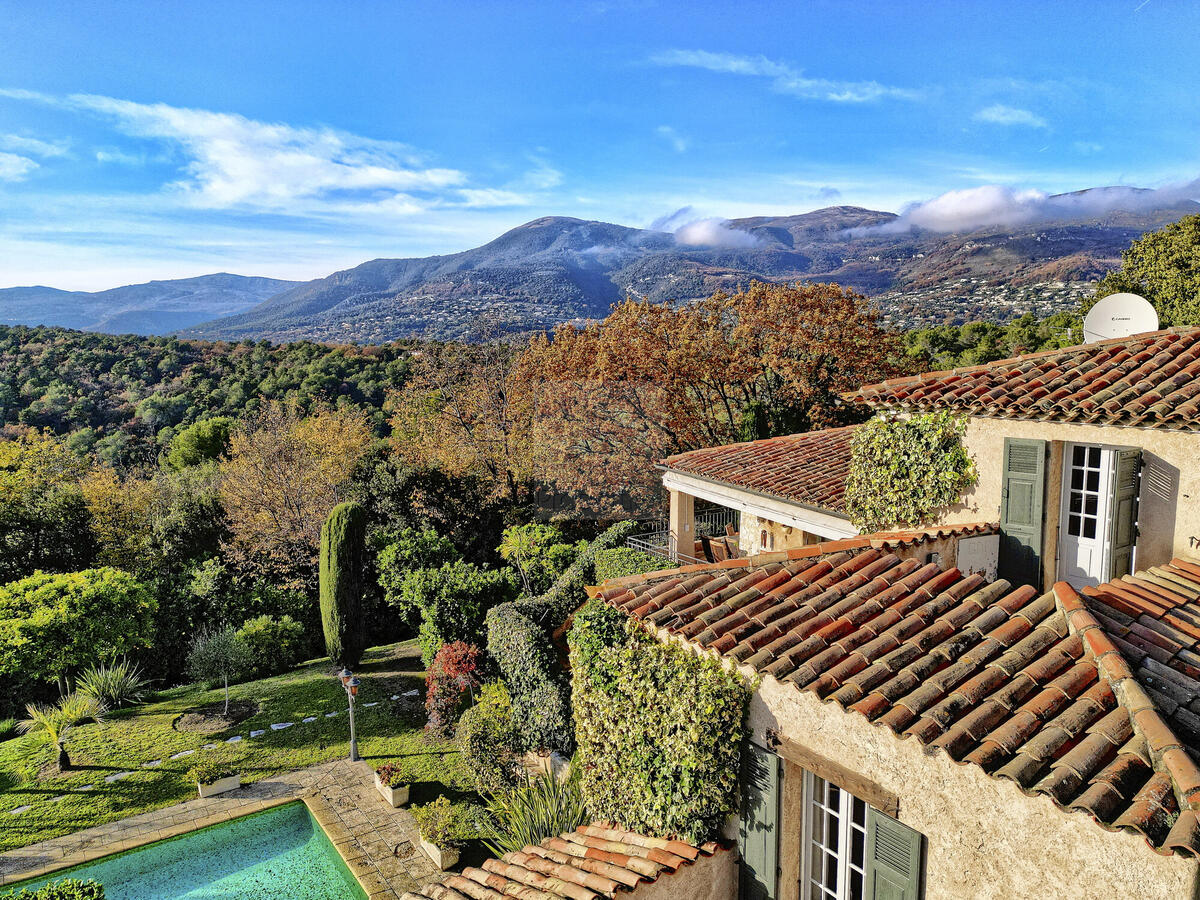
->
xmin=1082 ymin=292 xmax=1159 ymax=343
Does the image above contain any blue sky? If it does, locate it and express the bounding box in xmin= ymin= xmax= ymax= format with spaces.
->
xmin=0 ymin=0 xmax=1197 ymax=289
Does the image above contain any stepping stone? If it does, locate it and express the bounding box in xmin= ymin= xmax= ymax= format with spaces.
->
xmin=48 ymin=795 xmax=67 ymax=804
xmin=403 ymin=690 xmax=418 ymax=697
xmin=270 ymin=722 xmax=293 ymax=731
xmin=250 ymin=730 xmax=264 ymax=738
xmin=104 ymin=771 xmax=133 ymax=783
xmin=302 ymin=716 xmax=316 ymax=723
xmin=169 ymin=750 xmax=195 ymax=760
xmin=363 ymin=702 xmax=379 ymax=708
xmin=73 ymin=784 xmax=94 ymax=792
xmin=390 ymin=695 xmax=400 ymax=701
xmin=10 ymin=806 xmax=30 ymax=815
xmin=143 ymin=759 xmax=162 ymax=768
xmin=226 ymin=736 xmax=242 ymax=744
xmin=324 ymin=711 xmax=338 ymax=718
xmin=202 ymin=743 xmax=219 ymax=750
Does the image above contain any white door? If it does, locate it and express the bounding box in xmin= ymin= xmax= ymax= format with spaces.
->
xmin=1058 ymin=443 xmax=1113 ymax=589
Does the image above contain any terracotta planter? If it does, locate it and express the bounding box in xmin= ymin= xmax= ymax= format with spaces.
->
xmin=197 ymin=774 xmax=241 ymax=798
xmin=374 ymin=773 xmax=409 ymax=807
xmin=420 ymin=837 xmax=459 ymax=871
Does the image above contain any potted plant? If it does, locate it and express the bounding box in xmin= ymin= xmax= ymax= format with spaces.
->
xmin=412 ymin=795 xmax=466 ymax=870
xmin=189 ymin=761 xmax=241 ymax=798
xmin=373 ymin=763 xmax=409 ymax=807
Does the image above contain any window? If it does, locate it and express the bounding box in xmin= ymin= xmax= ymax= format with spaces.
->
xmin=1066 ymin=443 xmax=1104 ymax=540
xmin=802 ymin=771 xmax=867 ymax=900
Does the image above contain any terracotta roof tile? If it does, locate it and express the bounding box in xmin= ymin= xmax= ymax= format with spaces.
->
xmin=851 ymin=327 xmax=1200 ymax=430
xmin=660 ymin=424 xmax=859 ymax=512
xmin=597 ymin=536 xmax=1200 ymax=857
xmin=401 ymin=825 xmax=725 ymax=900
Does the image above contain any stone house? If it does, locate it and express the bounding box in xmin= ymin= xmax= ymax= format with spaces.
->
xmin=655 ymin=326 xmax=1200 ymax=593
xmin=593 ymin=538 xmax=1200 ymax=899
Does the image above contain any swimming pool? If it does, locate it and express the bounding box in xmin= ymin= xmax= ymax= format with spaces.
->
xmin=3 ymin=801 xmax=368 ymax=899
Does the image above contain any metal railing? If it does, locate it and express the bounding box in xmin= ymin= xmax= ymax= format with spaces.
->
xmin=625 ymin=507 xmax=741 ymax=564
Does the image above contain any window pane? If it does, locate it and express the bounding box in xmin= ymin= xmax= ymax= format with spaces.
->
xmin=811 ymin=805 xmax=824 ymax=843
xmin=1071 ymin=468 xmax=1083 ymax=489
xmin=1089 ymin=446 xmax=1101 ymax=466
xmin=1084 ymin=495 xmax=1097 ymax=515
xmin=1083 ymin=518 xmax=1097 ymax=539
xmin=1087 ymin=470 xmax=1100 ymax=492
xmin=1069 ymin=515 xmax=1081 ymax=535
xmin=825 ymin=850 xmax=838 ymax=886
xmin=1073 ymin=445 xmax=1085 ymax=466
xmin=852 ymin=796 xmax=866 ymax=825
xmin=850 ymin=870 xmax=864 ymax=900
xmin=1069 ymin=492 xmax=1081 ymax=513
xmin=851 ymin=827 xmax=865 ymax=865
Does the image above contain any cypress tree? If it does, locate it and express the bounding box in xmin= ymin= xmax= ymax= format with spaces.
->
xmin=319 ymin=501 xmax=367 ymax=668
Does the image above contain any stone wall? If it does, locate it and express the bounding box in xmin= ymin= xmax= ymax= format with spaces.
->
xmin=738 ymin=512 xmax=822 ymax=557
xmin=748 ymin=675 xmax=1199 ymax=900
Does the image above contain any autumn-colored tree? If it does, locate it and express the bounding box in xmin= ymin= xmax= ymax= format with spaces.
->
xmin=511 ymin=281 xmax=909 ymax=510
xmin=80 ymin=467 xmax=157 ymax=571
xmin=219 ymin=403 xmax=371 ymax=588
xmin=389 ymin=340 xmax=533 ymax=501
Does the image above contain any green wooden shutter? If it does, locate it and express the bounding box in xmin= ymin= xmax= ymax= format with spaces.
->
xmin=998 ymin=437 xmax=1047 ymax=589
xmin=1106 ymin=448 xmax=1141 ymax=581
xmin=865 ymin=808 xmax=924 ymax=900
xmin=738 ymin=742 xmax=781 ymax=900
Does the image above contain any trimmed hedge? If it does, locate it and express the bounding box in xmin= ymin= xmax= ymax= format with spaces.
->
xmin=486 ymin=520 xmax=640 ymax=752
xmin=570 ymin=598 xmax=748 ymax=844
xmin=593 ymin=547 xmax=672 ymax=583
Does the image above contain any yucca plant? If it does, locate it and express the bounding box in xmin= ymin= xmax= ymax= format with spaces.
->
xmin=18 ymin=693 xmax=107 ymax=772
xmin=78 ymin=659 xmax=148 ymax=709
xmin=481 ymin=771 xmax=587 ymax=857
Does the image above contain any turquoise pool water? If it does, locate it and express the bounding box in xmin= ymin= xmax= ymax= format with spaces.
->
xmin=4 ymin=801 xmax=367 ymax=899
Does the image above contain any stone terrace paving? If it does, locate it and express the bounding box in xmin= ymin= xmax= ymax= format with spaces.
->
xmin=0 ymin=757 xmax=447 ymax=899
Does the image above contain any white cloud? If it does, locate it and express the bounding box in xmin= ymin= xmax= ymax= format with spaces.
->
xmin=973 ymin=104 xmax=1048 ymax=128
xmin=0 ymin=152 xmax=37 ymax=181
xmin=520 ymin=158 xmax=563 ymax=190
xmin=651 ymin=207 xmax=762 ymax=248
xmin=456 ymin=188 xmax=532 ymax=208
xmin=1074 ymin=141 xmax=1104 ymax=155
xmin=0 ymin=133 xmax=69 ymax=157
xmin=656 ymin=125 xmax=688 ymax=152
xmin=651 ymin=49 xmax=921 ymax=103
xmin=858 ymin=179 xmax=1200 ymax=234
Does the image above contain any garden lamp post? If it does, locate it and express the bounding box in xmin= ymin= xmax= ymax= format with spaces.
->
xmin=338 ymin=668 xmax=361 ymax=762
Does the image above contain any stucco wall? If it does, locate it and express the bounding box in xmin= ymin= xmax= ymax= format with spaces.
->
xmin=938 ymin=417 xmax=1200 ymax=579
xmin=748 ymin=675 xmax=1199 ymax=900
xmin=739 ymin=512 xmax=822 ymax=557
xmin=636 ymin=846 xmax=737 ymax=900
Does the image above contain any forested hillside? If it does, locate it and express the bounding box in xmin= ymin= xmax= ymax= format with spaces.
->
xmin=0 ymin=326 xmax=414 ymax=467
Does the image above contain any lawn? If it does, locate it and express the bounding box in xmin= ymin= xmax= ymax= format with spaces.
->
xmin=0 ymin=641 xmax=470 ymax=852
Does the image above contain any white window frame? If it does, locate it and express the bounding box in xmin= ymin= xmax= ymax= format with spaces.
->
xmin=1057 ymin=442 xmax=1116 ymax=588
xmin=799 ymin=770 xmax=868 ymax=900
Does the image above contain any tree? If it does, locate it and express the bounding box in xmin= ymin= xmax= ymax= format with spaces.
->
xmin=511 ymin=281 xmax=909 ymax=511
xmin=377 ymin=527 xmax=460 ymax=617
xmin=165 ymin=417 xmax=235 ymax=469
xmin=1087 ymin=213 xmax=1200 ymax=326
xmin=18 ymin=692 xmax=106 ymax=772
xmin=186 ymin=626 xmax=252 ymax=715
xmin=398 ymin=560 xmax=517 ymax=664
xmin=219 ymin=403 xmax=371 ymax=588
xmin=319 ymin=502 xmax=367 ymax=669
xmin=0 ymin=568 xmax=155 ymax=694
xmin=0 ymin=434 xmax=96 ymax=583
xmin=79 ymin=467 xmax=156 ymax=572
xmin=497 ymin=523 xmax=583 ymax=596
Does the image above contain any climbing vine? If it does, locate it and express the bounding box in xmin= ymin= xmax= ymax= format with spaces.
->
xmin=844 ymin=411 xmax=977 ymax=533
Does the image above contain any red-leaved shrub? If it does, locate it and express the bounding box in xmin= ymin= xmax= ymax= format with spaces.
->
xmin=425 ymin=641 xmax=482 ymax=737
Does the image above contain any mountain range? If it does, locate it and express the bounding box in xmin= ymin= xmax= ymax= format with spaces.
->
xmin=3 ymin=195 xmax=1197 ymax=343
xmin=0 ymin=273 xmax=297 ymax=335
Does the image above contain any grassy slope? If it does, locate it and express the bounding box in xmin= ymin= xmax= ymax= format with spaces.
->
xmin=0 ymin=641 xmax=469 ymax=852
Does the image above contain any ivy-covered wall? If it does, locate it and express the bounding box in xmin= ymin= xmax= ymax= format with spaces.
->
xmin=569 ymin=599 xmax=748 ymax=844
xmin=844 ymin=410 xmax=978 ymax=533
xmin=593 ymin=547 xmax=673 ymax=583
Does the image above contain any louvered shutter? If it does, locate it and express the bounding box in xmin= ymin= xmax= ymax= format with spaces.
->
xmin=1106 ymin=448 xmax=1141 ymax=581
xmin=998 ymin=437 xmax=1047 ymax=589
xmin=738 ymin=742 xmax=781 ymax=900
xmin=865 ymin=808 xmax=924 ymax=900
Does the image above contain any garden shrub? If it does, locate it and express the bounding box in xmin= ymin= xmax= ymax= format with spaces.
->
xmin=412 ymin=795 xmax=470 ymax=849
xmin=236 ymin=614 xmax=306 ymax=677
xmin=404 ymin=561 xmax=517 ymax=665
xmin=457 ymin=682 xmax=520 ymax=795
xmin=187 ymin=761 xmax=237 ymax=783
xmin=593 ymin=547 xmax=672 ymax=583
xmin=567 ymin=598 xmax=630 ymax=688
xmin=425 ymin=641 xmax=482 ymax=738
xmin=486 ymin=520 xmax=640 ymax=753
xmin=319 ymin=501 xmax=367 ymax=669
xmin=498 ymin=523 xmax=586 ymax=597
xmin=4 ymin=879 xmax=105 ymax=899
xmin=77 ymin=659 xmax=148 ymax=709
xmin=374 ymin=763 xmax=405 ymax=788
xmin=571 ymin=616 xmax=748 ymax=844
xmin=844 ymin=411 xmax=977 ymax=533
xmin=377 ymin=527 xmax=459 ymax=619
xmin=481 ymin=772 xmax=587 ymax=857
